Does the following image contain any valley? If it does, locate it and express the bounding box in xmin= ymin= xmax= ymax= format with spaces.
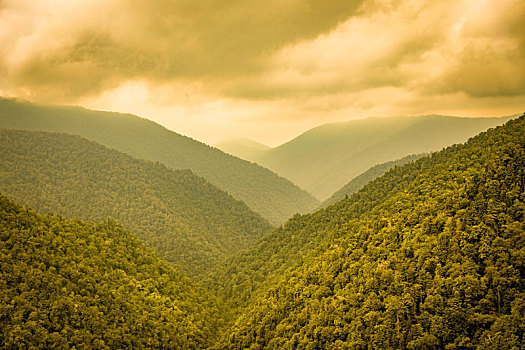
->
xmin=1 ymin=102 xmax=523 ymax=349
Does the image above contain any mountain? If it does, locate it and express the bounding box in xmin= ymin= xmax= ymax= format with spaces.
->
xmin=322 ymin=153 xmax=426 ymax=207
xmin=0 ymin=97 xmax=319 ymax=224
xmin=247 ymin=114 xmax=515 ymax=200
xmin=0 ymin=129 xmax=272 ymax=278
xmin=0 ymin=193 xmax=224 ymax=349
xmin=210 ymin=115 xmax=525 ymax=348
xmin=205 ymin=150 xmax=443 ymax=311
xmin=216 ymin=137 xmax=270 ymax=161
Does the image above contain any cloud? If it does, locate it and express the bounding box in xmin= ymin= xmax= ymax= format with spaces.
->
xmin=0 ymin=0 xmax=524 ymax=145
xmin=429 ymin=0 xmax=525 ymax=97
xmin=0 ymin=0 xmax=365 ymax=100
xmin=226 ymin=0 xmax=525 ymax=100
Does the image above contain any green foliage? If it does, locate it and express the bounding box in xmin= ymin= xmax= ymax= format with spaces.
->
xmin=323 ymin=154 xmax=426 ymax=207
xmin=0 ymin=97 xmax=320 ymax=224
xmin=214 ymin=116 xmax=525 ymax=349
xmin=250 ymin=114 xmax=515 ymax=199
xmin=0 ymin=194 xmax=224 ymax=349
xmin=0 ymin=129 xmax=272 ymax=278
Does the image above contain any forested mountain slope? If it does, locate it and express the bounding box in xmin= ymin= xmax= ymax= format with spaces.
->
xmin=250 ymin=115 xmax=514 ymax=199
xmin=216 ymin=116 xmax=525 ymax=349
xmin=0 ymin=194 xmax=224 ymax=349
xmin=0 ymin=98 xmax=319 ymax=224
xmin=323 ymin=154 xmax=426 ymax=207
xmin=0 ymin=129 xmax=272 ymax=278
xmin=205 ymin=149 xmax=446 ymax=311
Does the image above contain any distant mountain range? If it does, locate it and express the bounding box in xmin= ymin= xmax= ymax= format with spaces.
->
xmin=216 ymin=137 xmax=270 ymax=161
xmin=1 ymin=107 xmax=523 ymax=349
xmin=219 ymin=115 xmax=515 ymax=200
xmin=0 ymin=97 xmax=319 ymax=224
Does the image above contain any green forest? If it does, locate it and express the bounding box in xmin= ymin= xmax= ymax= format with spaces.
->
xmin=0 ymin=112 xmax=523 ymax=349
xmin=0 ymin=129 xmax=272 ymax=278
xmin=213 ymin=115 xmax=525 ymax=349
xmin=0 ymin=194 xmax=224 ymax=349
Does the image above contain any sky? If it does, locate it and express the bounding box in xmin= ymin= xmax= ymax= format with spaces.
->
xmin=0 ymin=0 xmax=524 ymax=146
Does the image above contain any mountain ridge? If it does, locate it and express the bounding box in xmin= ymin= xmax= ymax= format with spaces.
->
xmin=0 ymin=128 xmax=273 ymax=278
xmin=323 ymin=153 xmax=427 ymax=206
xmin=0 ymin=97 xmax=319 ymax=224
xmin=214 ymin=114 xmax=525 ymax=349
xmin=0 ymin=193 xmax=225 ymax=349
xmin=234 ymin=114 xmax=516 ymax=199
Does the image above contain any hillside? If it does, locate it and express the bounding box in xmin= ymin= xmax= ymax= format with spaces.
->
xmin=214 ymin=116 xmax=525 ymax=348
xmin=249 ymin=115 xmax=514 ymax=199
xmin=0 ymin=193 xmax=224 ymax=349
xmin=205 ymin=150 xmax=445 ymax=311
xmin=216 ymin=137 xmax=270 ymax=161
xmin=0 ymin=97 xmax=319 ymax=224
xmin=323 ymin=153 xmax=426 ymax=207
xmin=0 ymin=129 xmax=272 ymax=278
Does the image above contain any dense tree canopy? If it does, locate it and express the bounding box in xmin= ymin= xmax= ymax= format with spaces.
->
xmin=212 ymin=116 xmax=525 ymax=349
xmin=0 ymin=129 xmax=272 ymax=278
xmin=0 ymin=194 xmax=224 ymax=349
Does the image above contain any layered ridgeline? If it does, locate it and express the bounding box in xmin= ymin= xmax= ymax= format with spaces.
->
xmin=0 ymin=98 xmax=319 ymax=224
xmin=0 ymin=129 xmax=272 ymax=278
xmin=323 ymin=154 xmax=426 ymax=207
xmin=0 ymin=194 xmax=224 ymax=349
xmin=212 ymin=116 xmax=525 ymax=349
xmin=234 ymin=115 xmax=514 ymax=200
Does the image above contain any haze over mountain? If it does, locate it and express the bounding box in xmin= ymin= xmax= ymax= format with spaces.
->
xmin=0 ymin=128 xmax=272 ymax=278
xmin=0 ymin=98 xmax=319 ymax=224
xmin=323 ymin=153 xmax=427 ymax=207
xmin=236 ymin=115 xmax=515 ymax=199
xmin=211 ymin=115 xmax=525 ymax=349
xmin=1 ymin=1 xmax=523 ymax=143
xmin=216 ymin=138 xmax=270 ymax=162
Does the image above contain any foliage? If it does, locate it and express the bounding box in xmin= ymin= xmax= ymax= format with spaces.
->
xmin=0 ymin=129 xmax=272 ymax=278
xmin=0 ymin=194 xmax=224 ymax=349
xmin=206 ymin=147 xmax=447 ymax=311
xmin=214 ymin=116 xmax=525 ymax=349
xmin=0 ymin=97 xmax=320 ymax=224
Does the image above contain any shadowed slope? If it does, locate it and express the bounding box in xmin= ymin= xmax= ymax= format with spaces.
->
xmin=323 ymin=153 xmax=426 ymax=207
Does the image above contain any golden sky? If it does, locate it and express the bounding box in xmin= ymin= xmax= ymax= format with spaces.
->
xmin=1 ymin=0 xmax=524 ymax=146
